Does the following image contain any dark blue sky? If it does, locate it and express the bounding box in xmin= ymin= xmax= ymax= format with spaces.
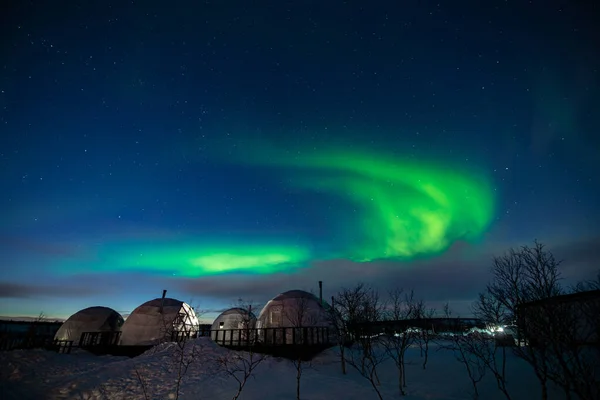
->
xmin=1 ymin=1 xmax=598 ymax=320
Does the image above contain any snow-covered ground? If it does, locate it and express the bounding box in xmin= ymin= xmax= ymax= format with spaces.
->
xmin=0 ymin=338 xmax=564 ymax=400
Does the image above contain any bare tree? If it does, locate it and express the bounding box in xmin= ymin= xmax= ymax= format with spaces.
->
xmin=170 ymin=305 xmax=209 ymax=400
xmin=436 ymin=304 xmax=488 ymax=399
xmin=215 ymin=298 xmax=268 ymax=400
xmin=330 ymin=283 xmax=373 ymax=375
xmin=472 ymin=292 xmax=512 ymax=400
xmin=416 ymin=307 xmax=436 ymax=370
xmin=543 ymin=268 xmax=600 ymax=399
xmin=216 ymin=348 xmax=268 ymax=400
xmin=141 ymin=300 xmax=211 ymax=400
xmin=474 ymin=292 xmax=506 ymax=327
xmin=441 ymin=332 xmax=488 ymax=399
xmin=226 ymin=298 xmax=262 ymax=346
xmin=533 ymin=291 xmax=600 ymax=400
xmin=480 ymin=241 xmax=563 ymax=400
xmin=337 ymin=284 xmax=388 ymax=400
xmin=283 ymin=294 xmax=319 ymax=400
xmin=381 ymin=289 xmax=421 ymax=396
xmin=443 ymin=302 xmax=452 ymax=318
xmin=134 ymin=369 xmax=150 ymax=400
xmin=327 ymin=295 xmax=347 ymax=374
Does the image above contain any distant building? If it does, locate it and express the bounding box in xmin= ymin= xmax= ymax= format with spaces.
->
xmin=517 ymin=289 xmax=600 ymax=346
xmin=0 ymin=319 xmax=62 ymax=336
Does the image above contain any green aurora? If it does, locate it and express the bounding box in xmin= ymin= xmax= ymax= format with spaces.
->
xmin=91 ymin=242 xmax=311 ymax=277
xmin=231 ymin=145 xmax=496 ymax=262
xmin=68 ymin=146 xmax=495 ymax=277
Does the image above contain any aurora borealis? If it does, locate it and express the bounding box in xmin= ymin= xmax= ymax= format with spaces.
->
xmin=54 ymin=147 xmax=495 ymax=278
xmin=94 ymin=241 xmax=311 ymax=277
xmin=228 ymin=145 xmax=496 ymax=261
xmin=1 ymin=1 xmax=599 ymax=320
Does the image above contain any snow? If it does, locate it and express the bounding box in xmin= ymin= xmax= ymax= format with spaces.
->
xmin=0 ymin=338 xmax=564 ymax=400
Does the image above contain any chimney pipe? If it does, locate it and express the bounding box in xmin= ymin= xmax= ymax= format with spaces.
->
xmin=319 ymin=281 xmax=323 ymax=306
xmin=160 ymin=289 xmax=167 ymax=314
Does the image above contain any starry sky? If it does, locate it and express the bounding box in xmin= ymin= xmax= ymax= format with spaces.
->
xmin=1 ymin=1 xmax=599 ymax=321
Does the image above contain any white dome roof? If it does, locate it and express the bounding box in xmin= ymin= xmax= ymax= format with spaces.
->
xmin=219 ymin=307 xmax=255 ymax=317
xmin=210 ymin=307 xmax=257 ymax=342
xmin=257 ymin=289 xmax=331 ymax=329
xmin=120 ymin=297 xmax=198 ymax=346
xmin=271 ymin=289 xmax=331 ymax=310
xmin=54 ymin=306 xmax=123 ymax=344
xmin=273 ymin=290 xmax=320 ymax=301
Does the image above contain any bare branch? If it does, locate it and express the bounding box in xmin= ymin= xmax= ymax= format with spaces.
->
xmin=282 ymin=294 xmax=319 ymax=400
xmin=336 ymin=283 xmax=387 ymax=400
xmin=474 ymin=241 xmax=600 ymax=400
xmin=216 ymin=348 xmax=268 ymax=400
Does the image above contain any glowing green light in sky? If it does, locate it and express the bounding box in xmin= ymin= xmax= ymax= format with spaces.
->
xmin=234 ymin=146 xmax=495 ymax=261
xmin=65 ymin=143 xmax=495 ymax=278
xmin=92 ymin=242 xmax=310 ymax=277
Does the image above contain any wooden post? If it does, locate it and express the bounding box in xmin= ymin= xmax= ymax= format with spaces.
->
xmin=303 ymin=327 xmax=308 ymax=345
xmin=283 ymin=327 xmax=287 ymax=345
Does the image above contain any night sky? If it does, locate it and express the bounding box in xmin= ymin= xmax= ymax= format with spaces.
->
xmin=1 ymin=1 xmax=599 ymax=321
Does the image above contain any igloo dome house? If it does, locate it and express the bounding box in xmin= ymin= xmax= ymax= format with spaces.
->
xmin=211 ymin=307 xmax=257 ymax=345
xmin=256 ymin=289 xmax=332 ymax=345
xmin=54 ymin=306 xmax=124 ymax=346
xmin=119 ymin=297 xmax=199 ymax=346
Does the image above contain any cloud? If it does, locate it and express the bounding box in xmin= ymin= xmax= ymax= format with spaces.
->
xmin=175 ymin=240 xmax=493 ymax=315
xmin=0 ymin=281 xmax=109 ymax=299
xmin=5 ymin=235 xmax=593 ymax=318
xmin=175 ymin=236 xmax=600 ymax=316
xmin=0 ymin=235 xmax=85 ymax=259
xmin=545 ymin=236 xmax=600 ymax=282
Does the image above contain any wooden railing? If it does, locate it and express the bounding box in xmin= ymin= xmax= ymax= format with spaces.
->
xmin=0 ymin=334 xmax=72 ymax=353
xmin=80 ymin=331 xmax=122 ymax=347
xmin=51 ymin=339 xmax=74 ymax=354
xmin=211 ymin=326 xmax=332 ymax=347
xmin=170 ymin=325 xmax=212 ymax=342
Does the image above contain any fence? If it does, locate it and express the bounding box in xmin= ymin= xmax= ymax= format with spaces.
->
xmin=171 ymin=325 xmax=211 ymax=342
xmin=212 ymin=326 xmax=332 ymax=347
xmin=80 ymin=331 xmax=122 ymax=348
xmin=349 ymin=318 xmax=486 ymax=337
xmin=50 ymin=339 xmax=73 ymax=354
xmin=0 ymin=334 xmax=73 ymax=353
